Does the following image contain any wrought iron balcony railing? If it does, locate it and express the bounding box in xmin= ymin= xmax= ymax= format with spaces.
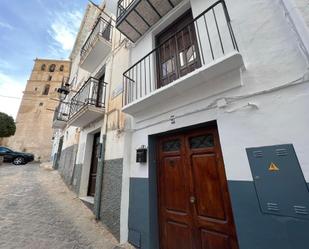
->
xmin=53 ymin=102 xmax=70 ymax=123
xmin=117 ymin=0 xmax=135 ymax=21
xmin=122 ymin=0 xmax=238 ymax=106
xmin=69 ymin=77 xmax=107 ymax=119
xmin=80 ymin=17 xmax=113 ymax=62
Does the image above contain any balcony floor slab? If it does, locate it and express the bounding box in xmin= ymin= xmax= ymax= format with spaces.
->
xmin=80 ymin=36 xmax=111 ymax=72
xmin=68 ymin=105 xmax=105 ymax=128
xmin=122 ymin=52 xmax=244 ymax=116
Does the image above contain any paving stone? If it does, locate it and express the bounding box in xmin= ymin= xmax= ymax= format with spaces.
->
xmin=0 ymin=163 xmax=127 ymax=249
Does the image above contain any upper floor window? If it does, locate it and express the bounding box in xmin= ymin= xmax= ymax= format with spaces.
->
xmin=48 ymin=75 xmax=52 ymax=81
xmin=49 ymin=64 xmax=56 ymax=72
xmin=41 ymin=64 xmax=46 ymax=71
xmin=156 ymin=11 xmax=200 ymax=88
xmin=42 ymin=84 xmax=50 ymax=95
xmin=59 ymin=65 xmax=64 ymax=71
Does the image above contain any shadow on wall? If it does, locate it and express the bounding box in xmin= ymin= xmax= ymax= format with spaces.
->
xmin=58 ymin=144 xmax=80 ymax=193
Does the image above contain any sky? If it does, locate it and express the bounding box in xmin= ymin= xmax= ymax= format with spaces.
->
xmin=0 ymin=0 xmax=100 ymax=119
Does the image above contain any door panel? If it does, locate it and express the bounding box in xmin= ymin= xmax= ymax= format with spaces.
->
xmin=201 ymin=230 xmax=231 ymax=249
xmin=157 ymin=126 xmax=239 ymax=249
xmin=166 ymin=221 xmax=193 ymax=249
xmin=191 ymin=154 xmax=226 ymax=220
xmin=158 ymin=135 xmax=193 ymax=249
xmin=163 ymin=156 xmax=188 ymax=213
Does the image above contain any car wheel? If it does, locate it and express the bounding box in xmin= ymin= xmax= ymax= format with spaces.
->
xmin=13 ymin=157 xmax=24 ymax=165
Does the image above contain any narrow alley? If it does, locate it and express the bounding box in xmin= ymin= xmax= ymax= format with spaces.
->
xmin=0 ymin=163 xmax=125 ymax=249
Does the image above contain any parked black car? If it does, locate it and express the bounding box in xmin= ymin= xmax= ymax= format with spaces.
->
xmin=0 ymin=146 xmax=34 ymax=165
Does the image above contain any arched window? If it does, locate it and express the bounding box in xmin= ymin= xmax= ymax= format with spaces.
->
xmin=42 ymin=84 xmax=50 ymax=95
xmin=49 ymin=64 xmax=56 ymax=72
xmin=59 ymin=65 xmax=64 ymax=71
xmin=41 ymin=64 xmax=46 ymax=71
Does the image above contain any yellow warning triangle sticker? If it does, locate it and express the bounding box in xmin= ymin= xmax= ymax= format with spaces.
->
xmin=269 ymin=162 xmax=279 ymax=171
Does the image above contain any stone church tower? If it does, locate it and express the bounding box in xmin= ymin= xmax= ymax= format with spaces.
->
xmin=7 ymin=59 xmax=71 ymax=161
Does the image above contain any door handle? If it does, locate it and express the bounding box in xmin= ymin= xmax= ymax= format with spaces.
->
xmin=190 ymin=196 xmax=196 ymax=204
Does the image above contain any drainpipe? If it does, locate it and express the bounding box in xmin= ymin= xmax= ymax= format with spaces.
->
xmin=94 ymin=50 xmax=114 ymax=220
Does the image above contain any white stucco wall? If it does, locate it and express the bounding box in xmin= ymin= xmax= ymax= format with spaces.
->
xmin=124 ymin=0 xmax=309 ymax=183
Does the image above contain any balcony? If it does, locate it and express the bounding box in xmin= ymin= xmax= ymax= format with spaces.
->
xmin=68 ymin=77 xmax=107 ymax=127
xmin=80 ymin=17 xmax=113 ymax=72
xmin=116 ymin=0 xmax=183 ymax=42
xmin=52 ymin=102 xmax=69 ymax=129
xmin=122 ymin=0 xmax=244 ymax=115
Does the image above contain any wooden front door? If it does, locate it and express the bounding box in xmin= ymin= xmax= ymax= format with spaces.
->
xmin=157 ymin=10 xmax=201 ymax=88
xmin=157 ymin=126 xmax=239 ymax=249
xmin=88 ymin=132 xmax=100 ymax=197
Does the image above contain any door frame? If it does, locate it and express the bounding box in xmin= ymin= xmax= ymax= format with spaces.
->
xmin=147 ymin=121 xmax=238 ymax=249
xmin=87 ymin=132 xmax=101 ymax=196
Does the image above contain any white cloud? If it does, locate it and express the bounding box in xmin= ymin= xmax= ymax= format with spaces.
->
xmin=0 ymin=71 xmax=25 ymax=119
xmin=48 ymin=10 xmax=83 ymax=55
xmin=0 ymin=21 xmax=13 ymax=30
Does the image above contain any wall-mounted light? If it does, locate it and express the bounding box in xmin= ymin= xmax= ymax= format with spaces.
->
xmin=57 ymin=76 xmax=71 ymax=101
xmin=57 ymin=86 xmax=70 ymax=101
xmin=136 ymin=145 xmax=147 ymax=163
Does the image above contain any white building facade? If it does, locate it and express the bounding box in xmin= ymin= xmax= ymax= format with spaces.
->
xmin=116 ymin=0 xmax=309 ymax=248
xmin=52 ymin=0 xmax=130 ymax=242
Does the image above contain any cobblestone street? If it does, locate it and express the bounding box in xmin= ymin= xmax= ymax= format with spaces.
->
xmin=0 ymin=163 xmax=125 ymax=249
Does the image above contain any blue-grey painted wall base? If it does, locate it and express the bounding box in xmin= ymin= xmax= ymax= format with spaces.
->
xmin=228 ymin=180 xmax=309 ymax=249
xmin=128 ymin=179 xmax=309 ymax=249
xmin=58 ymin=144 xmax=78 ymax=188
xmin=100 ymin=158 xmax=123 ymax=241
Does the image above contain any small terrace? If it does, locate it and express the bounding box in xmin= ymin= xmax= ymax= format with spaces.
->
xmin=122 ymin=0 xmax=244 ymax=115
xmin=80 ymin=17 xmax=113 ymax=72
xmin=68 ymin=77 xmax=107 ymax=127
xmin=52 ymin=102 xmax=70 ymax=129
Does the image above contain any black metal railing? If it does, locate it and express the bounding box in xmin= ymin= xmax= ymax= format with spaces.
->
xmin=80 ymin=17 xmax=114 ymax=61
xmin=117 ymin=0 xmax=135 ymax=21
xmin=53 ymin=102 xmax=70 ymax=123
xmin=122 ymin=0 xmax=238 ymax=106
xmin=69 ymin=77 xmax=107 ymax=119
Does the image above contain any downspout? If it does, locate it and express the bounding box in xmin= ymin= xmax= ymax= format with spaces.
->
xmin=94 ymin=50 xmax=114 ymax=220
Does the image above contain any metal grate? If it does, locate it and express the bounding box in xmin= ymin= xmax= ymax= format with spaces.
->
xmin=276 ymin=149 xmax=288 ymax=156
xmin=163 ymin=139 xmax=181 ymax=152
xmin=189 ymin=135 xmax=214 ymax=149
xmin=253 ymin=151 xmax=263 ymax=158
xmin=294 ymin=206 xmax=308 ymax=215
xmin=267 ymin=203 xmax=280 ymax=212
